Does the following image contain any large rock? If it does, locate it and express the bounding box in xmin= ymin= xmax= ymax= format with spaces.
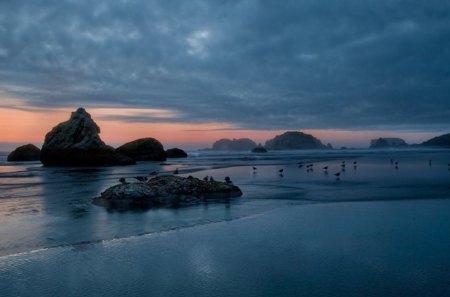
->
xmin=40 ymin=108 xmax=134 ymax=166
xmin=93 ymin=175 xmax=243 ymax=209
xmin=370 ymin=138 xmax=408 ymax=148
xmin=7 ymin=144 xmax=41 ymax=162
xmin=212 ymin=138 xmax=257 ymax=151
xmin=421 ymin=133 xmax=450 ymax=147
xmin=251 ymin=145 xmax=267 ymax=153
xmin=265 ymin=131 xmax=328 ymax=150
xmin=116 ymin=138 xmax=166 ymax=161
xmin=166 ymin=148 xmax=188 ymax=158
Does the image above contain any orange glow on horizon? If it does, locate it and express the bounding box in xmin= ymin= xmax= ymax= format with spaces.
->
xmin=0 ymin=100 xmax=441 ymax=149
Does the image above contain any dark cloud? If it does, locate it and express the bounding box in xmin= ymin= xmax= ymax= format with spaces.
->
xmin=1 ymin=0 xmax=450 ymax=131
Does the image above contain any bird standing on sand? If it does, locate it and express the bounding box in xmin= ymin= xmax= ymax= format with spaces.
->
xmin=278 ymin=169 xmax=284 ymax=176
xmin=334 ymin=172 xmax=341 ymax=180
xmin=252 ymin=166 xmax=257 ymax=173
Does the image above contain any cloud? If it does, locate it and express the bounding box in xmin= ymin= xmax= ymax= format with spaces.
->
xmin=0 ymin=0 xmax=450 ymax=132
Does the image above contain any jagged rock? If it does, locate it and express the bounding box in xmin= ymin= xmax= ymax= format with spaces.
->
xmin=116 ymin=138 xmax=166 ymax=161
xmin=265 ymin=131 xmax=327 ymax=150
xmin=370 ymin=138 xmax=408 ymax=148
xmin=212 ymin=138 xmax=257 ymax=151
xmin=166 ymin=148 xmax=188 ymax=158
xmin=40 ymin=108 xmax=134 ymax=166
xmin=93 ymin=175 xmax=243 ymax=209
xmin=421 ymin=133 xmax=450 ymax=147
xmin=7 ymin=144 xmax=41 ymax=162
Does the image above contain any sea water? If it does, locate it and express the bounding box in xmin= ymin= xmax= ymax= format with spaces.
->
xmin=0 ymin=149 xmax=450 ymax=296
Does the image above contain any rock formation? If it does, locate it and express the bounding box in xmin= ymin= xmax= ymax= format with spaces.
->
xmin=93 ymin=175 xmax=242 ymax=209
xmin=40 ymin=108 xmax=134 ymax=166
xmin=264 ymin=131 xmax=328 ymax=150
xmin=166 ymin=148 xmax=188 ymax=158
xmin=116 ymin=138 xmax=167 ymax=161
xmin=251 ymin=144 xmax=267 ymax=153
xmin=421 ymin=133 xmax=450 ymax=147
xmin=211 ymin=138 xmax=257 ymax=151
xmin=370 ymin=138 xmax=408 ymax=148
xmin=7 ymin=144 xmax=41 ymax=162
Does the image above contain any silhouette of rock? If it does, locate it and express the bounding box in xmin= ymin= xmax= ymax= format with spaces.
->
xmin=166 ymin=148 xmax=188 ymax=158
xmin=370 ymin=138 xmax=408 ymax=148
xmin=116 ymin=138 xmax=166 ymax=161
xmin=421 ymin=133 xmax=450 ymax=147
xmin=93 ymin=175 xmax=242 ymax=210
xmin=265 ymin=131 xmax=327 ymax=150
xmin=212 ymin=138 xmax=257 ymax=151
xmin=40 ymin=108 xmax=134 ymax=166
xmin=7 ymin=144 xmax=41 ymax=162
xmin=251 ymin=146 xmax=267 ymax=153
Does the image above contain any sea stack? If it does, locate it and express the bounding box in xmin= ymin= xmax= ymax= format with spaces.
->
xmin=116 ymin=138 xmax=167 ymax=161
xmin=7 ymin=144 xmax=41 ymax=162
xmin=40 ymin=108 xmax=134 ymax=166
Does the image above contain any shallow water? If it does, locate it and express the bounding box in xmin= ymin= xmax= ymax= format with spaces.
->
xmin=1 ymin=149 xmax=450 ymax=296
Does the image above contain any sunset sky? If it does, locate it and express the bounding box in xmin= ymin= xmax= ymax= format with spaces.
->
xmin=1 ymin=1 xmax=449 ymax=151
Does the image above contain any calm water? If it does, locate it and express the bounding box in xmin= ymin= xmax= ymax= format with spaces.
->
xmin=1 ymin=149 xmax=450 ymax=296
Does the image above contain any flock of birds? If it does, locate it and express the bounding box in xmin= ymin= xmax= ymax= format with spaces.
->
xmin=119 ymin=167 xmax=234 ymax=185
xmin=250 ymin=160 xmax=360 ymax=180
xmin=251 ymin=158 xmax=450 ymax=180
xmin=118 ymin=158 xmax=450 ymax=185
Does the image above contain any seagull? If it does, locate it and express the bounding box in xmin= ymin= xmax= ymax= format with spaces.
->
xmin=278 ymin=169 xmax=284 ymax=174
xmin=334 ymin=172 xmax=341 ymax=177
xmin=119 ymin=177 xmax=126 ymax=184
xmin=353 ymin=161 xmax=357 ymax=166
xmin=252 ymin=166 xmax=257 ymax=173
xmin=174 ymin=168 xmax=179 ymax=174
xmin=323 ymin=166 xmax=328 ymax=170
xmin=224 ymin=176 xmax=232 ymax=184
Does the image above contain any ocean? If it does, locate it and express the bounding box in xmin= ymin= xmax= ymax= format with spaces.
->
xmin=1 ymin=149 xmax=450 ymax=296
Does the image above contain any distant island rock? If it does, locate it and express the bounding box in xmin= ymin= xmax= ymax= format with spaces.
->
xmin=370 ymin=138 xmax=408 ymax=148
xmin=251 ymin=145 xmax=267 ymax=153
xmin=421 ymin=133 xmax=450 ymax=147
xmin=40 ymin=108 xmax=134 ymax=166
xmin=116 ymin=138 xmax=167 ymax=161
xmin=93 ymin=175 xmax=242 ymax=210
xmin=264 ymin=131 xmax=329 ymax=150
xmin=166 ymin=148 xmax=188 ymax=158
xmin=212 ymin=138 xmax=257 ymax=151
xmin=7 ymin=144 xmax=41 ymax=162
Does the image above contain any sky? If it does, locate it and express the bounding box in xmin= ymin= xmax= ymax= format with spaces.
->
xmin=1 ymin=0 xmax=449 ymax=150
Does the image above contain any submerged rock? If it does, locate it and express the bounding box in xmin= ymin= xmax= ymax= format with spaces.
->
xmin=116 ymin=138 xmax=167 ymax=161
xmin=40 ymin=108 xmax=134 ymax=166
xmin=7 ymin=144 xmax=41 ymax=162
xmin=93 ymin=175 xmax=243 ymax=210
xmin=166 ymin=148 xmax=188 ymax=158
xmin=251 ymin=146 xmax=267 ymax=153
